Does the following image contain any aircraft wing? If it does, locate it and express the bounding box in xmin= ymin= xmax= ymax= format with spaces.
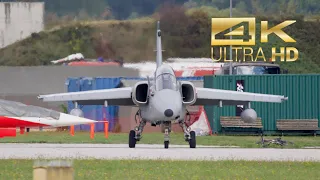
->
xmin=38 ymin=87 xmax=135 ymax=106
xmin=193 ymin=88 xmax=288 ymax=106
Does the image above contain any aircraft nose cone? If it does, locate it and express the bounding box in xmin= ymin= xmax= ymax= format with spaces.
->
xmin=164 ymin=109 xmax=173 ymax=117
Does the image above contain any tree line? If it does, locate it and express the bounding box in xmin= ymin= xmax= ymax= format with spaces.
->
xmin=0 ymin=3 xmax=319 ymax=74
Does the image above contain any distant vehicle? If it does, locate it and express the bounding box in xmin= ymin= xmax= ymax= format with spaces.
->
xmin=217 ymin=62 xmax=288 ymax=75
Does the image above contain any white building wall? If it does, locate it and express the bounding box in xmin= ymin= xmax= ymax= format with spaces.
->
xmin=0 ymin=2 xmax=44 ymax=48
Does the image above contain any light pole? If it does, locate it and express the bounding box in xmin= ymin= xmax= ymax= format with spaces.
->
xmin=229 ymin=0 xmax=233 ymax=75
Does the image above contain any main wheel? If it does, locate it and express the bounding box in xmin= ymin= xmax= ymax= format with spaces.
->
xmin=189 ymin=131 xmax=196 ymax=148
xmin=164 ymin=141 xmax=169 ymax=149
xmin=129 ymin=130 xmax=136 ymax=148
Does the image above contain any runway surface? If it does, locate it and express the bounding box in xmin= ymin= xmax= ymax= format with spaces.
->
xmin=0 ymin=143 xmax=320 ymax=161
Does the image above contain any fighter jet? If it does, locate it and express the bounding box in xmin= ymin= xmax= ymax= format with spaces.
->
xmin=38 ymin=21 xmax=288 ymax=149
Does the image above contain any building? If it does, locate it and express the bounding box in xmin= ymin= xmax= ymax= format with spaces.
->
xmin=0 ymin=2 xmax=44 ymax=48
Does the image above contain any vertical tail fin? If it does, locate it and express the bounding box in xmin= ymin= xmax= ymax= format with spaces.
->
xmin=156 ymin=21 xmax=162 ymax=68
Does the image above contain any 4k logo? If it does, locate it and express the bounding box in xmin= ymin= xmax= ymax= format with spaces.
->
xmin=211 ymin=18 xmax=256 ymax=46
xmin=210 ymin=17 xmax=299 ymax=62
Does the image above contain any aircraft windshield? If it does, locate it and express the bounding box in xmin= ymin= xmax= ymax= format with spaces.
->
xmin=155 ymin=73 xmax=177 ymax=91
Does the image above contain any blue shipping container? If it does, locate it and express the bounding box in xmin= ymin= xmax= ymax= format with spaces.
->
xmin=67 ymin=77 xmax=121 ymax=132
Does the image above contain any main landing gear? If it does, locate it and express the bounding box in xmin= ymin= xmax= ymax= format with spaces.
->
xmin=128 ymin=118 xmax=196 ymax=149
xmin=129 ymin=118 xmax=146 ymax=148
xmin=179 ymin=120 xmax=196 ymax=148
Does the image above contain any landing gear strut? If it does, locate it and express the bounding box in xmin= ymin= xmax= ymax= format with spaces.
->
xmin=179 ymin=120 xmax=196 ymax=148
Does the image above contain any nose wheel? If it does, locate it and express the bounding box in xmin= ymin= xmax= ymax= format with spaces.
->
xmin=164 ymin=141 xmax=169 ymax=149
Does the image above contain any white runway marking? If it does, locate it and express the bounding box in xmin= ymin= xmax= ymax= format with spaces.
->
xmin=0 ymin=143 xmax=319 ymax=161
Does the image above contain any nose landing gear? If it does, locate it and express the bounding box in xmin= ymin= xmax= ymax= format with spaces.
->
xmin=162 ymin=121 xmax=171 ymax=149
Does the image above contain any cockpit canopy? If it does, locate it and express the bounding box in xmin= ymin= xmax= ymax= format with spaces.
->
xmin=154 ymin=64 xmax=177 ymax=91
xmin=156 ymin=73 xmax=177 ymax=91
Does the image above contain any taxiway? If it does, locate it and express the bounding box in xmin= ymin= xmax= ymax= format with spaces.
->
xmin=0 ymin=143 xmax=319 ymax=161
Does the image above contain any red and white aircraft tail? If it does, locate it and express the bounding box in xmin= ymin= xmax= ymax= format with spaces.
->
xmin=0 ymin=99 xmax=99 ymax=138
xmin=0 ymin=113 xmax=97 ymax=128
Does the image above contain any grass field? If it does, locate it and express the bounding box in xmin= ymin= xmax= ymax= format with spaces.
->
xmin=0 ymin=159 xmax=319 ymax=179
xmin=0 ymin=131 xmax=319 ymax=148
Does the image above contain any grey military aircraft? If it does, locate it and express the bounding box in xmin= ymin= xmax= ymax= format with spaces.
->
xmin=38 ymin=21 xmax=288 ymax=149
